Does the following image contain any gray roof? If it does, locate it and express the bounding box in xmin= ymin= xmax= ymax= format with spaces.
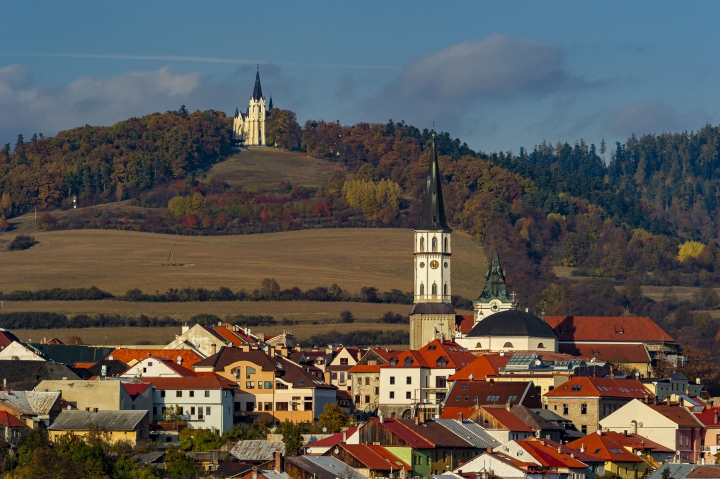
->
xmin=28 ymin=344 xmax=115 ymax=366
xmin=133 ymin=451 xmax=166 ymax=464
xmin=230 ymin=440 xmax=285 ymax=461
xmin=0 ymin=361 xmax=80 ymax=389
xmin=435 ymin=419 xmax=501 ymax=449
xmin=259 ymin=471 xmax=292 ymax=479
xmin=467 ymin=310 xmax=557 ymax=338
xmin=418 ymin=135 xmax=451 ymax=232
xmin=48 ymin=410 xmax=148 ymax=431
xmin=409 ymin=303 xmax=456 ymax=315
xmin=0 ymin=391 xmax=60 ymax=416
xmin=302 ymin=456 xmax=368 ymax=479
xmin=647 ymin=464 xmax=698 ymax=479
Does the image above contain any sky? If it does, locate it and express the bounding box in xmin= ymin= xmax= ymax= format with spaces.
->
xmin=1 ymin=1 xmax=718 ymax=154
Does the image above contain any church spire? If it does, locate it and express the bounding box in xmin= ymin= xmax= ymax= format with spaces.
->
xmin=418 ymin=133 xmax=451 ymax=232
xmin=475 ymin=250 xmax=513 ymax=304
xmin=252 ymin=69 xmax=263 ymax=101
xmin=268 ymin=95 xmax=273 ymax=110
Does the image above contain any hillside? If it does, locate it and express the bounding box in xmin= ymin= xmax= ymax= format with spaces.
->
xmin=0 ymin=228 xmax=485 ymax=299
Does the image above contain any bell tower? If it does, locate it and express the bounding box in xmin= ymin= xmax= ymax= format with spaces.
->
xmin=409 ymin=133 xmax=456 ymax=349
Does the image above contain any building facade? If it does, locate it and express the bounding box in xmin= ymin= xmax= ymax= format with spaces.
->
xmin=233 ymin=70 xmax=269 ymax=146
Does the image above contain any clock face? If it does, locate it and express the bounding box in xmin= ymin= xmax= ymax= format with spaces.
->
xmin=430 ymin=260 xmax=440 ymax=269
xmin=490 ymin=300 xmax=500 ymax=312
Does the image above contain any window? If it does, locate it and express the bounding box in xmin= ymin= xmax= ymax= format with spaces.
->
xmin=364 ymin=395 xmax=370 ymax=403
xmin=177 ymin=407 xmax=183 ymax=415
xmin=432 ymin=283 xmax=437 ymax=295
xmin=198 ymin=408 xmax=203 ymax=419
xmin=436 ymin=358 xmax=447 ymax=367
xmin=246 ymin=381 xmax=255 ymax=389
xmin=153 ymin=406 xmax=157 ymax=416
xmin=246 ymin=366 xmax=256 ymax=379
xmin=581 ymin=425 xmax=587 ymax=434
xmin=405 ymin=358 xmax=413 ymax=367
xmin=444 ymin=237 xmax=448 ymax=251
xmin=143 ymin=368 xmax=147 ymax=373
xmin=147 ymin=361 xmax=153 ymax=367
xmin=304 ymin=401 xmax=312 ymax=411
xmin=503 ymin=342 xmax=514 ymax=348
xmin=265 ymin=381 xmax=273 ymax=389
xmin=508 ymin=395 xmax=517 ymax=402
xmin=176 ymin=391 xmax=182 ymax=397
xmin=537 ymin=343 xmax=545 ymax=348
xmin=406 ymin=392 xmax=412 ymax=399
xmin=406 ymin=376 xmax=412 ymax=385
xmin=189 ymin=391 xmax=194 ymax=398
xmin=581 ymin=404 xmax=587 ymax=415
xmin=205 ymin=391 xmax=210 ymax=397
xmin=390 ymin=376 xmax=395 ymax=385
xmin=476 ymin=342 xmax=482 ymax=348
xmin=563 ymin=404 xmax=569 ymax=415
xmin=206 ymin=407 xmax=211 ymax=415
xmin=420 ymin=237 xmax=425 ymax=252
xmin=355 ymin=395 xmax=360 ymax=403
xmin=420 ymin=284 xmax=424 ymax=295
xmin=389 ymin=391 xmax=395 ymax=399
xmin=191 ymin=407 xmax=196 ymax=415
xmin=432 ymin=237 xmax=437 ymax=252
xmin=331 ymin=372 xmax=338 ymax=380
xmin=264 ymin=402 xmax=272 ymax=411
xmin=436 ymin=376 xmax=447 ymax=388
xmin=375 ymin=387 xmax=379 ymax=394
xmin=160 ymin=390 xmax=166 ymax=398
xmin=276 ymin=382 xmax=289 ymax=389
xmin=276 ymin=402 xmax=289 ymax=411
xmin=444 ymin=284 xmax=448 ymax=296
xmin=340 ymin=358 xmax=349 ymax=366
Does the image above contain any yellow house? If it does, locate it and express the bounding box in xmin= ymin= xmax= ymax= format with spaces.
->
xmin=48 ymin=410 xmax=150 ymax=445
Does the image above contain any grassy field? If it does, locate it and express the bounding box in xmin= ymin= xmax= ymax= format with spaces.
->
xmin=10 ymin=323 xmax=411 ymax=348
xmin=208 ymin=147 xmax=344 ymax=189
xmin=0 ymin=300 xmax=441 ymax=322
xmin=0 ymin=228 xmax=484 ymax=299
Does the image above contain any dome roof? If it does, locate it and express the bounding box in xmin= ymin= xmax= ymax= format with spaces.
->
xmin=467 ymin=310 xmax=557 ymax=338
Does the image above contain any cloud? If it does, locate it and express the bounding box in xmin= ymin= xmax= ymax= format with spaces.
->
xmin=605 ymin=101 xmax=709 ymax=137
xmin=0 ymin=64 xmax=243 ymax=143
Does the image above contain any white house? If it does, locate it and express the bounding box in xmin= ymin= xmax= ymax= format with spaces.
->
xmin=121 ymin=357 xmax=196 ymax=378
xmin=0 ymin=342 xmax=45 ymax=361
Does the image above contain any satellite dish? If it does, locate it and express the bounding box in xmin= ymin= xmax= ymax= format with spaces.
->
xmin=517 ymin=450 xmax=523 ymax=456
xmin=535 ymin=359 xmax=542 ymax=366
xmin=635 ymin=372 xmax=640 ymax=378
xmin=639 ymin=422 xmax=643 ymax=427
xmin=590 ymin=357 xmax=596 ymax=363
xmin=637 ymin=451 xmax=642 ymax=456
xmin=322 ymin=427 xmax=327 ymax=433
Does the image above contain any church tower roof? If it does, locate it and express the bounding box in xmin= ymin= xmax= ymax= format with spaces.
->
xmin=234 ymin=107 xmax=239 ymax=118
xmin=268 ymin=95 xmax=273 ymax=110
xmin=418 ymin=134 xmax=451 ymax=232
xmin=252 ymin=70 xmax=263 ymax=101
xmin=474 ymin=250 xmax=513 ymax=304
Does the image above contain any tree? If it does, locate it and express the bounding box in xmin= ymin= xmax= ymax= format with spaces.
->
xmin=0 ymin=215 xmax=8 ymax=231
xmin=164 ymin=446 xmax=198 ymax=479
xmin=178 ymin=105 xmax=188 ymax=115
xmin=266 ymin=109 xmax=301 ymax=149
xmin=0 ymin=193 xmax=11 ymax=215
xmin=15 ymin=134 xmax=23 ymax=149
xmin=280 ymin=420 xmax=303 ymax=456
xmin=260 ymin=278 xmax=281 ymax=299
xmin=678 ymin=241 xmax=705 ymax=262
xmin=317 ymin=403 xmax=349 ymax=433
xmin=182 ymin=213 xmax=200 ymax=229
xmin=340 ymin=310 xmax=354 ymax=323
xmin=66 ymin=335 xmax=83 ymax=345
xmin=7 ymin=235 xmax=37 ymax=251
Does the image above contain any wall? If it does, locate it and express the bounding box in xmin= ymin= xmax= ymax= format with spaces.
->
xmin=122 ymin=359 xmax=185 ymax=378
xmin=36 ymin=380 xmax=121 ymax=411
xmin=152 ymin=387 xmax=233 ymax=432
xmin=545 ymin=397 xmax=633 ymax=433
xmin=0 ymin=342 xmax=46 ymax=361
xmin=386 ymin=447 xmax=430 ymax=479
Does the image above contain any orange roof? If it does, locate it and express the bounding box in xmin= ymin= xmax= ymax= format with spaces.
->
xmin=449 ymin=354 xmax=511 ymax=380
xmin=211 ymin=326 xmax=259 ymax=346
xmin=456 ymin=315 xmax=475 ymax=334
xmin=648 ymin=403 xmax=704 ymax=428
xmin=476 ymin=407 xmax=533 ymax=432
xmin=544 ymin=377 xmax=652 ymax=399
xmin=381 ymin=340 xmax=476 ymax=370
xmin=107 ymin=349 xmax=204 ymax=367
xmin=348 ymin=365 xmax=382 ymax=373
xmin=135 ymin=357 xmax=196 ymax=377
xmin=140 ymin=375 xmax=236 ymax=390
xmin=559 ymin=343 xmax=651 ymax=363
xmin=518 ymin=438 xmax=592 ymax=468
xmin=566 ymin=433 xmax=644 ymax=463
xmin=545 ymin=316 xmax=674 ymax=342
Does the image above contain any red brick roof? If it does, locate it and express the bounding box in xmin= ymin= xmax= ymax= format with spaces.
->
xmin=348 ymin=365 xmax=381 ymax=373
xmin=475 ymin=407 xmax=534 ymax=432
xmin=364 ymin=417 xmax=433 ymax=448
xmin=395 ymin=419 xmax=473 ymax=448
xmin=544 ymin=377 xmax=652 ymax=399
xmin=306 ymin=425 xmax=359 ymax=447
xmin=686 ymin=466 xmax=720 ymax=478
xmin=211 ymin=326 xmax=259 ymax=346
xmin=0 ymin=330 xmax=21 ymax=348
xmin=591 ymin=431 xmax=673 ymax=453
xmin=559 ymin=343 xmax=651 ymax=363
xmin=695 ymin=406 xmax=720 ymax=427
xmin=122 ymin=382 xmax=151 ymax=398
xmin=517 ymin=437 xmax=592 ymax=468
xmin=456 ymin=315 xmax=475 ymax=334
xmin=566 ymin=432 xmax=644 ymax=463
xmin=648 ymin=404 xmax=704 ymax=428
xmin=448 ymin=354 xmax=511 ymax=380
xmin=441 ymin=380 xmax=540 ymax=419
xmin=545 ymin=316 xmax=674 ymax=342
xmin=140 ymin=375 xmax=236 ymax=390
xmin=334 ymin=444 xmax=412 ymax=471
xmin=107 ymin=349 xmax=204 ymax=367
xmin=0 ymin=411 xmax=26 ymax=427
xmin=381 ymin=340 xmax=476 ymax=370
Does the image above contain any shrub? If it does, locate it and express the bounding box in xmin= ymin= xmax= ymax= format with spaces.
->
xmin=7 ymin=235 xmax=37 ymax=251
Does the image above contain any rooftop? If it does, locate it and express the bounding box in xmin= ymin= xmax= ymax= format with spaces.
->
xmin=544 ymin=377 xmax=652 ymax=399
xmin=545 ymin=315 xmax=674 ymax=342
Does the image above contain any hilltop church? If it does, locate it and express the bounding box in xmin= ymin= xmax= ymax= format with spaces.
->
xmin=232 ymin=69 xmax=274 ymax=146
xmin=409 ymin=136 xmax=557 ymax=352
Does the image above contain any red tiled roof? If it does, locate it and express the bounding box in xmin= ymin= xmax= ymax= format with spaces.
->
xmin=306 ymin=425 xmax=359 ymax=447
xmin=395 ymin=419 xmax=472 ymax=448
xmin=140 ymin=375 xmax=236 ymax=390
xmin=380 ymin=340 xmax=476 ymax=370
xmin=365 ymin=417 xmax=433 ymax=448
xmin=648 ymin=404 xmax=704 ymax=428
xmin=449 ymin=354 xmax=512 ymax=380
xmin=566 ymin=433 xmax=644 ymax=463
xmin=529 ymin=438 xmax=605 ymax=464
xmin=695 ymin=406 xmax=720 ymax=427
xmin=348 ymin=365 xmax=381 ymax=373
xmin=0 ymin=411 xmax=26 ymax=427
xmin=211 ymin=326 xmax=259 ymax=346
xmin=122 ymin=382 xmax=151 ymax=399
xmin=544 ymin=377 xmax=651 ymax=399
xmin=476 ymin=407 xmax=534 ymax=432
xmin=456 ymin=315 xmax=475 ymax=334
xmin=545 ymin=316 xmax=674 ymax=342
xmin=598 ymin=431 xmax=674 ymax=453
xmin=440 ymin=380 xmax=540 ymax=419
xmin=0 ymin=330 xmax=21 ymax=348
xmin=518 ymin=438 xmax=592 ymax=468
xmin=336 ymin=444 xmax=412 ymax=471
xmin=73 ymin=362 xmax=97 ymax=369
xmin=559 ymin=343 xmax=650 ymax=363
xmin=686 ymin=466 xmax=720 ymax=478
xmin=107 ymin=349 xmax=204 ymax=367
xmin=145 ymin=357 xmax=197 ymax=377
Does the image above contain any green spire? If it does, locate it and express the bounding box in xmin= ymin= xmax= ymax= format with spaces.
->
xmin=474 ymin=250 xmax=513 ymax=304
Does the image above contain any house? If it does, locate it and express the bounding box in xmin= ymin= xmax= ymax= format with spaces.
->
xmin=141 ymin=376 xmax=236 ymax=432
xmin=545 ymin=315 xmax=684 ymax=372
xmin=230 ymin=440 xmax=285 ymax=464
xmin=558 ymin=343 xmax=653 ymax=377
xmin=357 ymin=417 xmax=435 ymax=478
xmin=641 ymin=372 xmax=704 ymax=400
xmin=687 ymin=466 xmax=720 ymax=478
xmin=447 ymin=354 xmax=511 ymax=381
xmin=466 ymin=406 xmax=534 ymax=443
xmin=72 ymin=359 xmax=130 ymax=379
xmin=440 ymin=380 xmax=541 ymax=420
xmin=647 ymin=464 xmax=701 ymax=479
xmin=107 ymin=348 xmax=204 ymax=368
xmin=434 ymin=419 xmax=501 ymax=450
xmin=305 ymin=425 xmax=360 ymax=454
xmin=0 ymin=329 xmax=21 ymax=348
xmin=495 ymin=437 xmax=603 ymax=479
xmin=323 ymin=443 xmax=412 ymax=478
xmin=164 ymin=324 xmax=262 ymax=357
xmin=568 ymin=430 xmax=674 ymax=474
xmin=378 ymin=339 xmax=477 ymax=418
xmin=509 ymin=404 xmax=565 ymax=442
xmin=543 ymin=376 xmax=652 ymax=434
xmin=284 ymin=455 xmax=367 ymax=479
xmin=695 ymin=406 xmax=720 ymax=463
xmin=349 ymin=348 xmax=398 ymax=416
xmin=0 ymin=390 xmax=63 ymax=427
xmin=36 ymin=378 xmax=153 ymax=414
xmin=326 ymin=347 xmax=362 ymax=391
xmin=211 ymin=462 xmax=254 ymax=478
xmin=287 ymin=348 xmax=334 ymax=374
xmin=193 ymin=347 xmax=336 ymax=423
xmin=0 ymin=341 xmax=46 ymax=361
xmin=455 ymin=450 xmax=551 ymax=479
xmin=0 ymin=411 xmax=30 ymax=444
xmin=121 ymin=356 xmax=196 ymax=378
xmin=26 ymin=344 xmax=115 ymax=366
xmin=48 ymin=410 xmax=150 ymax=445
xmin=600 ymin=398 xmax=705 ymax=463
xmin=456 ymin=309 xmax=559 ymax=353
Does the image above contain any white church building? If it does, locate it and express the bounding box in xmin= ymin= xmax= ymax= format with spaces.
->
xmin=233 ymin=69 xmax=274 ymax=146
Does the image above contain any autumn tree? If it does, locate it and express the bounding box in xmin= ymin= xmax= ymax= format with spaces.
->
xmin=317 ymin=403 xmax=350 ymax=433
xmin=266 ymin=109 xmax=302 ymax=149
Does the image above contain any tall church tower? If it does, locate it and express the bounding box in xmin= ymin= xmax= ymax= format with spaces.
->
xmin=233 ymin=69 xmax=267 ymax=146
xmin=473 ymin=250 xmax=515 ymax=324
xmin=409 ymin=134 xmax=457 ymax=349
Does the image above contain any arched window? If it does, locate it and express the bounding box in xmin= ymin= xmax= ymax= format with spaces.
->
xmin=443 ymin=284 xmax=448 ymax=296
xmin=476 ymin=342 xmax=482 ymax=348
xmin=420 ymin=237 xmax=425 ymax=251
xmin=503 ymin=342 xmax=514 ymax=348
xmin=419 ymin=283 xmax=424 ymax=295
xmin=432 ymin=283 xmax=437 ymax=295
xmin=432 ymin=237 xmax=437 ymax=252
xmin=444 ymin=237 xmax=448 ymax=251
xmin=537 ymin=343 xmax=545 ymax=349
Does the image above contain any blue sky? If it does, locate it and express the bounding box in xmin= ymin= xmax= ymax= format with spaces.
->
xmin=1 ymin=1 xmax=718 ymax=154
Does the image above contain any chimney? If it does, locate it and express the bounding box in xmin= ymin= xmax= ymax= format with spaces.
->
xmin=458 ymin=413 xmax=463 ymax=421
xmin=274 ymin=451 xmax=283 ymax=472
xmin=666 ymin=397 xmax=672 ymax=406
xmin=252 ymin=466 xmax=258 ymax=479
xmin=624 ymin=430 xmax=628 ymax=436
xmin=610 ymin=366 xmax=614 ymax=379
xmin=2 ymin=378 xmax=5 ymax=388
xmin=415 ymin=417 xmax=420 ymax=425
xmin=486 ymin=448 xmax=492 ymax=453
xmin=541 ymin=310 xmax=546 ymax=322
xmin=505 ymin=402 xmax=512 ymax=411
xmin=458 ymin=470 xmax=462 ymax=476
xmin=177 ymin=356 xmax=183 ymax=365
xmin=343 ymin=431 xmax=347 ymax=442
xmin=597 ymin=428 xmax=602 ymax=436
xmin=557 ymin=445 xmax=562 ymax=453
xmin=379 ymin=414 xmax=384 ymax=424
xmin=714 ymin=410 xmax=718 ymax=425
xmin=93 ymin=408 xmax=98 ymax=413
xmin=653 ymin=396 xmax=659 ymax=405
xmin=631 ymin=420 xmax=637 ymax=434
xmin=579 ymin=443 xmax=585 ymax=453
xmin=211 ymin=344 xmax=217 ymax=355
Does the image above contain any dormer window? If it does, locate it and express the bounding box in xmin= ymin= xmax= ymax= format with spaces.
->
xmin=436 ymin=357 xmax=447 ymax=368
xmin=390 ymin=358 xmax=397 ymax=367
xmin=404 ymin=358 xmax=413 ymax=367
xmin=503 ymin=342 xmax=514 ymax=348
